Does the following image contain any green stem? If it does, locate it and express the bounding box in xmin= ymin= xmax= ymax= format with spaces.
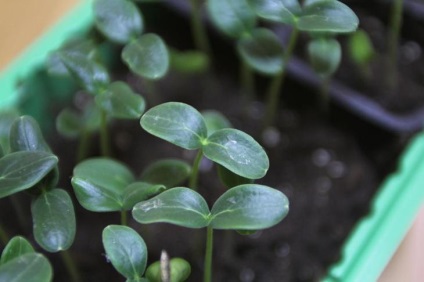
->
xmin=100 ymin=110 xmax=111 ymax=157
xmin=60 ymin=250 xmax=80 ymax=282
xmin=77 ymin=129 xmax=91 ymax=162
xmin=240 ymin=59 xmax=256 ymax=102
xmin=203 ymin=226 xmax=213 ymax=282
xmin=387 ymin=0 xmax=403 ymax=90
xmin=189 ymin=0 xmax=212 ymax=58
xmin=189 ymin=149 xmax=203 ymax=190
xmin=0 ymin=224 xmax=9 ymax=246
xmin=264 ymin=27 xmax=299 ymax=128
xmin=121 ymin=210 xmax=128 ymax=226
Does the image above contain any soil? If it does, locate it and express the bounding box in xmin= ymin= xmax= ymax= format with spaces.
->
xmin=0 ymin=1 xmax=416 ymax=282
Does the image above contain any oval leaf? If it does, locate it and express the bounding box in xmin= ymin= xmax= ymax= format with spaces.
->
xmin=103 ymin=225 xmax=147 ymax=280
xmin=59 ymin=51 xmax=110 ymax=95
xmin=95 ymin=81 xmax=146 ymax=119
xmin=140 ymin=102 xmax=207 ymax=150
xmin=93 ymin=0 xmax=143 ymax=44
xmin=71 ymin=158 xmax=135 ymax=211
xmin=298 ymin=0 xmax=359 ymax=33
xmin=0 ymin=253 xmax=52 ymax=282
xmin=307 ymin=38 xmax=341 ymax=77
xmin=9 ymin=116 xmax=51 ymax=153
xmin=0 ymin=151 xmax=58 ymax=199
xmin=210 ymin=184 xmax=289 ymax=229
xmin=207 ymin=0 xmax=257 ymax=38
xmin=145 ymin=258 xmax=191 ymax=282
xmin=122 ymin=182 xmax=166 ymax=210
xmin=170 ymin=49 xmax=209 ymax=74
xmin=140 ymin=159 xmax=191 ymax=188
xmin=348 ymin=29 xmax=375 ymax=66
xmin=0 ymin=237 xmax=34 ymax=265
xmin=122 ymin=33 xmax=169 ymax=80
xmin=56 ymin=108 xmax=83 ymax=138
xmin=248 ymin=0 xmax=301 ymax=25
xmin=203 ymin=128 xmax=269 ymax=179
xmin=31 ymin=189 xmax=76 ymax=252
xmin=237 ymin=28 xmax=284 ymax=75
xmin=132 ymin=188 xmax=210 ymax=228
xmin=202 ymin=110 xmax=232 ymax=135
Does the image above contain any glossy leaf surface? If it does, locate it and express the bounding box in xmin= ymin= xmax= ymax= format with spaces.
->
xmin=0 ymin=237 xmax=34 ymax=265
xmin=237 ymin=28 xmax=284 ymax=75
xmin=103 ymin=225 xmax=147 ymax=280
xmin=132 ymin=188 xmax=210 ymax=228
xmin=202 ymin=110 xmax=232 ymax=134
xmin=31 ymin=189 xmax=76 ymax=252
xmin=248 ymin=0 xmax=301 ymax=24
xmin=140 ymin=159 xmax=191 ymax=188
xmin=59 ymin=51 xmax=110 ymax=95
xmin=203 ymin=129 xmax=269 ymax=179
xmin=9 ymin=116 xmax=51 ymax=153
xmin=140 ymin=102 xmax=207 ymax=150
xmin=122 ymin=182 xmax=166 ymax=210
xmin=207 ymin=0 xmax=257 ymax=38
xmin=298 ymin=0 xmax=359 ymax=33
xmin=122 ymin=33 xmax=169 ymax=80
xmin=210 ymin=184 xmax=289 ymax=229
xmin=0 ymin=253 xmax=52 ymax=282
xmin=93 ymin=0 xmax=143 ymax=44
xmin=72 ymin=158 xmax=135 ymax=211
xmin=145 ymin=258 xmax=191 ymax=282
xmin=0 ymin=151 xmax=58 ymax=199
xmin=95 ymin=81 xmax=145 ymax=119
xmin=308 ymin=38 xmax=341 ymax=77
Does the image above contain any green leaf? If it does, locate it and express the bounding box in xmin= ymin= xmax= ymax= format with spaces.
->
xmin=56 ymin=108 xmax=83 ymax=138
xmin=248 ymin=0 xmax=301 ymax=25
xmin=307 ymin=38 xmax=341 ymax=77
xmin=59 ymin=51 xmax=110 ymax=95
xmin=348 ymin=29 xmax=375 ymax=66
xmin=298 ymin=0 xmax=359 ymax=33
xmin=140 ymin=159 xmax=191 ymax=188
xmin=132 ymin=188 xmax=210 ymax=228
xmin=31 ymin=189 xmax=76 ymax=252
xmin=122 ymin=182 xmax=166 ymax=210
xmin=207 ymin=0 xmax=257 ymax=38
xmin=95 ymin=81 xmax=146 ymax=119
xmin=237 ymin=28 xmax=284 ymax=75
xmin=201 ymin=110 xmax=232 ymax=134
xmin=102 ymin=225 xmax=147 ymax=280
xmin=0 ymin=253 xmax=52 ymax=282
xmin=9 ymin=116 xmax=51 ymax=153
xmin=93 ymin=0 xmax=143 ymax=44
xmin=0 ymin=151 xmax=58 ymax=199
xmin=140 ymin=102 xmax=208 ymax=150
xmin=170 ymin=49 xmax=209 ymax=74
xmin=203 ymin=128 xmax=269 ymax=179
xmin=0 ymin=237 xmax=34 ymax=265
xmin=122 ymin=33 xmax=169 ymax=80
xmin=71 ymin=158 xmax=135 ymax=211
xmin=145 ymin=258 xmax=191 ymax=282
xmin=217 ymin=164 xmax=252 ymax=189
xmin=0 ymin=110 xmax=19 ymax=154
xmin=210 ymin=184 xmax=289 ymax=229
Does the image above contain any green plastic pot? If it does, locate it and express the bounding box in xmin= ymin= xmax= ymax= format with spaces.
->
xmin=1 ymin=1 xmax=424 ymax=281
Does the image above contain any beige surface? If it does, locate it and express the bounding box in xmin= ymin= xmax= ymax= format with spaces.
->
xmin=0 ymin=0 xmax=78 ymax=70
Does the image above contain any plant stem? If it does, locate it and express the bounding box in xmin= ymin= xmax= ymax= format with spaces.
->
xmin=121 ymin=210 xmax=128 ymax=226
xmin=0 ymin=224 xmax=9 ymax=246
xmin=263 ymin=27 xmax=299 ymax=128
xmin=189 ymin=149 xmax=203 ymax=190
xmin=387 ymin=0 xmax=403 ymax=90
xmin=100 ymin=110 xmax=111 ymax=157
xmin=203 ymin=226 xmax=213 ymax=282
xmin=240 ymin=59 xmax=256 ymax=102
xmin=189 ymin=0 xmax=212 ymax=58
xmin=77 ymin=129 xmax=91 ymax=162
xmin=60 ymin=250 xmax=81 ymax=282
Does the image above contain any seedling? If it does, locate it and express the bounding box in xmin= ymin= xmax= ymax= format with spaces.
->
xmin=140 ymin=102 xmax=269 ymax=189
xmin=132 ymin=184 xmax=289 ymax=282
xmin=348 ymin=29 xmax=375 ymax=80
xmin=102 ymin=225 xmax=191 ymax=282
xmin=0 ymin=236 xmax=52 ymax=282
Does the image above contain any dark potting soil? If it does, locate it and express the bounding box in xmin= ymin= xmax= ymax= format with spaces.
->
xmin=0 ymin=2 xmax=413 ymax=282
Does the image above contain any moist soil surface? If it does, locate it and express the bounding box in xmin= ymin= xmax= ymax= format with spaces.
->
xmin=0 ymin=2 xmax=416 ymax=281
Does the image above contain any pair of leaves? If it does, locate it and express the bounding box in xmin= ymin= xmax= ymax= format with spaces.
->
xmin=133 ymin=184 xmax=289 ymax=230
xmin=308 ymin=38 xmax=341 ymax=77
xmin=71 ymin=158 xmax=190 ymax=212
xmin=141 ymin=102 xmax=269 ymax=179
xmin=145 ymin=257 xmax=191 ymax=282
xmin=0 ymin=237 xmax=52 ymax=282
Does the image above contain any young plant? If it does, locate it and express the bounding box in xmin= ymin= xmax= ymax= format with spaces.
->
xmin=0 ymin=236 xmax=52 ymax=282
xmin=102 ymin=225 xmax=191 ymax=282
xmin=348 ymin=29 xmax=376 ymax=80
xmin=71 ymin=157 xmax=191 ymax=225
xmin=140 ymin=102 xmax=269 ymax=189
xmin=132 ymin=185 xmax=289 ymax=282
